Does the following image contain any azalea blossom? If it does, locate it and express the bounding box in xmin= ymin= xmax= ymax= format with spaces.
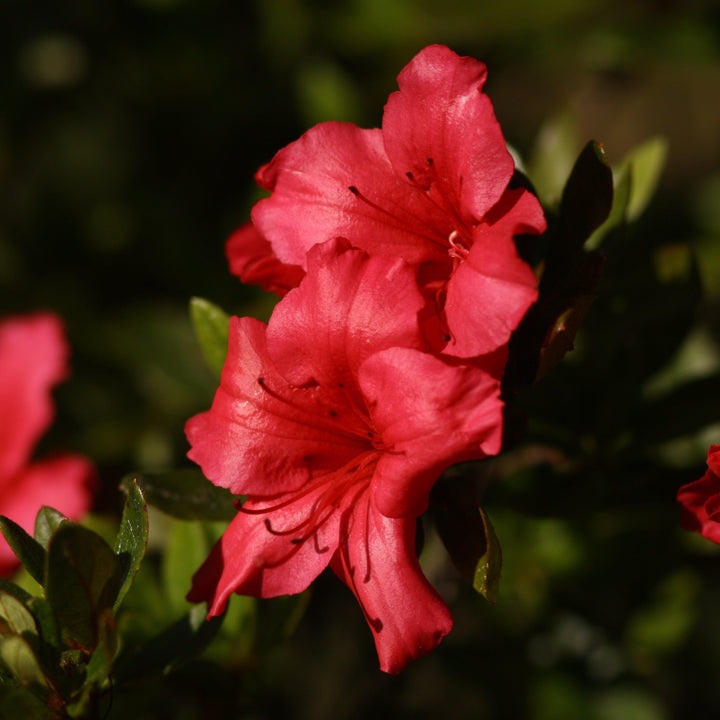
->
xmin=186 ymin=238 xmax=505 ymax=673
xmin=677 ymin=445 xmax=720 ymax=544
xmin=231 ymin=44 xmax=545 ymax=358
xmin=0 ymin=313 xmax=95 ymax=576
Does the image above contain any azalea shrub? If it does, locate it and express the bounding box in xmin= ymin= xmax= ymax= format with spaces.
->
xmin=0 ymin=22 xmax=716 ymax=720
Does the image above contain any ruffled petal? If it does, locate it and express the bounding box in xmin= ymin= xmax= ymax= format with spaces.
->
xmin=0 ymin=454 xmax=96 ymax=577
xmin=360 ymin=347 xmax=503 ymax=518
xmin=330 ymin=488 xmax=452 ymax=674
xmin=188 ymin=488 xmax=341 ymax=613
xmin=677 ymin=450 xmax=720 ymax=544
xmin=186 ymin=316 xmax=368 ymax=498
xmin=268 ymin=238 xmax=426 ymax=389
xmin=443 ymin=190 xmax=542 ymax=358
xmin=0 ymin=314 xmax=68 ymax=482
xmin=225 ymin=223 xmax=304 ymax=297
xmin=252 ymin=122 xmax=450 ymax=267
xmin=383 ymin=44 xmax=514 ymax=224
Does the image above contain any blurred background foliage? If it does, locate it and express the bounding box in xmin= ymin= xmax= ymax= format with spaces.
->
xmin=1 ymin=0 xmax=720 ymax=717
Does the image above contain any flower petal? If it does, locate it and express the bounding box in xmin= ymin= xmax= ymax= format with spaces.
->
xmin=360 ymin=347 xmax=503 ymax=518
xmin=383 ymin=44 xmax=514 ymax=224
xmin=0 ymin=454 xmax=96 ymax=577
xmin=188 ymin=489 xmax=341 ymax=613
xmin=268 ymin=238 xmax=425 ymax=389
xmin=252 ymin=122 xmax=450 ymax=267
xmin=678 ymin=448 xmax=720 ymax=544
xmin=330 ymin=488 xmax=452 ymax=674
xmin=186 ymin=316 xmax=368 ymax=497
xmin=443 ymin=189 xmax=542 ymax=358
xmin=0 ymin=314 xmax=68 ymax=482
xmin=225 ymin=223 xmax=304 ymax=297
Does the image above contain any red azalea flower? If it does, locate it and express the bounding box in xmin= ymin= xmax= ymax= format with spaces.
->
xmin=226 ymin=223 xmax=305 ymax=297
xmin=243 ymin=44 xmax=545 ymax=358
xmin=677 ymin=445 xmax=720 ymax=544
xmin=186 ymin=238 xmax=504 ymax=673
xmin=0 ymin=313 xmax=95 ymax=577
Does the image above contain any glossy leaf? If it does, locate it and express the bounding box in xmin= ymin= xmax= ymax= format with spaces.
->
xmin=114 ymin=478 xmax=149 ymax=609
xmin=190 ymin=296 xmax=231 ymax=379
xmin=0 ymin=580 xmax=32 ymax=606
xmin=123 ymin=469 xmax=238 ymax=521
xmin=0 ymin=517 xmax=45 ymax=586
xmin=33 ymin=507 xmax=68 ymax=550
xmin=45 ymin=524 xmax=122 ymax=649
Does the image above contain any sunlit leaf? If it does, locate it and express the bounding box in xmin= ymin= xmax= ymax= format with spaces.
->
xmin=0 ymin=592 xmax=37 ymax=639
xmin=45 ymin=524 xmax=122 ymax=649
xmin=114 ymin=478 xmax=149 ymax=609
xmin=620 ymin=135 xmax=668 ymax=221
xmin=0 ymin=518 xmax=45 ymax=586
xmin=190 ymin=297 xmax=231 ymax=379
xmin=123 ymin=469 xmax=238 ymax=521
xmin=33 ymin=507 xmax=68 ymax=550
xmin=0 ymin=636 xmax=48 ymax=690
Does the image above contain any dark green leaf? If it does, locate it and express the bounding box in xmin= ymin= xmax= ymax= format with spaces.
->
xmin=190 ymin=296 xmax=231 ymax=379
xmin=556 ymin=140 xmax=614 ymax=251
xmin=621 ymin=135 xmax=668 ymax=221
xmin=473 ymin=507 xmax=502 ymax=604
xmin=114 ymin=479 xmax=149 ymax=609
xmin=0 ymin=684 xmax=57 ymax=720
xmin=45 ymin=524 xmax=122 ymax=649
xmin=33 ymin=508 xmax=68 ymax=551
xmin=0 ymin=518 xmax=45 ymax=586
xmin=84 ymin=609 xmax=117 ymax=685
xmin=114 ymin=604 xmax=225 ymax=684
xmin=123 ymin=469 xmax=238 ymax=521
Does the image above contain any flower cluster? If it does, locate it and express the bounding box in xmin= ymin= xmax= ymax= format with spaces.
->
xmin=187 ymin=45 xmax=546 ymax=673
xmin=0 ymin=313 xmax=95 ymax=577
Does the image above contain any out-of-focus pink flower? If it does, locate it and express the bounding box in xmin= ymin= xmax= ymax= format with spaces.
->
xmin=0 ymin=313 xmax=95 ymax=576
xmin=186 ymin=239 xmax=504 ymax=673
xmin=244 ymin=44 xmax=544 ymax=358
xmin=677 ymin=445 xmax=720 ymax=544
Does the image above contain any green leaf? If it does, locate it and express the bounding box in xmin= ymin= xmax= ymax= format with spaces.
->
xmin=0 ymin=518 xmax=45 ymax=586
xmin=620 ymin=135 xmax=668 ymax=221
xmin=556 ymin=140 xmax=614 ymax=253
xmin=473 ymin=507 xmax=502 ymax=604
xmin=0 ymin=581 xmax=32 ymax=606
xmin=190 ymin=297 xmax=231 ymax=379
xmin=45 ymin=524 xmax=122 ymax=649
xmin=84 ymin=608 xmax=117 ymax=686
xmin=123 ymin=469 xmax=238 ymax=521
xmin=114 ymin=604 xmax=225 ymax=684
xmin=162 ymin=520 xmax=214 ymax=616
xmin=0 ymin=684 xmax=58 ymax=720
xmin=0 ymin=592 xmax=37 ymax=639
xmin=114 ymin=479 xmax=149 ymax=609
xmin=33 ymin=508 xmax=68 ymax=550
xmin=0 ymin=636 xmax=48 ymax=690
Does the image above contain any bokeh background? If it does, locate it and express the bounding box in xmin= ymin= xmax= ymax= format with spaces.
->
xmin=2 ymin=0 xmax=720 ymax=718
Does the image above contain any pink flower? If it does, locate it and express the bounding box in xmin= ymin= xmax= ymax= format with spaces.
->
xmin=186 ymin=239 xmax=504 ymax=673
xmin=239 ymin=44 xmax=545 ymax=358
xmin=677 ymin=445 xmax=720 ymax=543
xmin=0 ymin=313 xmax=95 ymax=577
